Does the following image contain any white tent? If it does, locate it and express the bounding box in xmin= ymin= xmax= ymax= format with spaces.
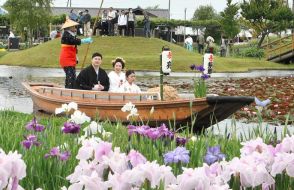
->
xmin=237 ymin=29 xmax=253 ymax=38
xmin=175 ymin=26 xmax=204 ymax=35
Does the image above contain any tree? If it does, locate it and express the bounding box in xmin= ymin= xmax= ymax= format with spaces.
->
xmin=192 ymin=5 xmax=218 ymax=20
xmin=220 ymin=0 xmax=240 ymax=56
xmin=4 ymin=0 xmax=52 ymax=46
xmin=220 ymin=0 xmax=240 ymax=40
xmin=240 ymin=0 xmax=294 ymax=47
xmin=145 ymin=5 xmax=160 ymax=9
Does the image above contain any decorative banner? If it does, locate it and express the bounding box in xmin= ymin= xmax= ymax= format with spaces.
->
xmin=203 ymin=53 xmax=213 ymax=75
xmin=161 ymin=50 xmax=172 ymax=74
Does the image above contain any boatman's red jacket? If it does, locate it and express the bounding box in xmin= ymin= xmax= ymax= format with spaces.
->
xmin=59 ymin=30 xmax=81 ymax=68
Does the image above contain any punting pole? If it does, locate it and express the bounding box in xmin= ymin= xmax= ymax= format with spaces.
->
xmin=81 ymin=0 xmax=104 ymax=69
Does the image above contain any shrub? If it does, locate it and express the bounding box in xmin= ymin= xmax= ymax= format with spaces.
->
xmin=242 ymin=46 xmax=265 ymax=58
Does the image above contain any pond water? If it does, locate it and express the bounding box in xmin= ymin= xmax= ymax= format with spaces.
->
xmin=0 ymin=65 xmax=293 ymax=131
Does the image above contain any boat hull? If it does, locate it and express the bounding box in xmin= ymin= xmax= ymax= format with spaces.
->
xmin=23 ymin=82 xmax=254 ymax=131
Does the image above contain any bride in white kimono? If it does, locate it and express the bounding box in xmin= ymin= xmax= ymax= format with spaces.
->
xmin=108 ymin=57 xmax=126 ymax=92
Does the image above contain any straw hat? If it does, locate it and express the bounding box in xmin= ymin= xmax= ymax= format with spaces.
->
xmin=61 ymin=19 xmax=79 ymax=29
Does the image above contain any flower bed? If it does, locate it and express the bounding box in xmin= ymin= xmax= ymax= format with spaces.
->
xmin=0 ymin=101 xmax=293 ymax=189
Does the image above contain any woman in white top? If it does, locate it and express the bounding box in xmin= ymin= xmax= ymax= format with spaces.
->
xmin=119 ymin=70 xmax=141 ymax=93
xmin=108 ymin=57 xmax=126 ymax=92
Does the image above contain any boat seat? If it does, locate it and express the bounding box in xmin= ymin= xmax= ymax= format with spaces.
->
xmin=37 ymin=87 xmax=159 ymax=102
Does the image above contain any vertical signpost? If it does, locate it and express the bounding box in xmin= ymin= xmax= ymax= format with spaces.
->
xmin=160 ymin=46 xmax=172 ymax=100
xmin=203 ymin=53 xmax=213 ymax=76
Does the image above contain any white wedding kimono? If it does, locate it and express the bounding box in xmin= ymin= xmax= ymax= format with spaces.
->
xmin=108 ymin=71 xmax=125 ymax=92
xmin=118 ymin=81 xmax=141 ymax=93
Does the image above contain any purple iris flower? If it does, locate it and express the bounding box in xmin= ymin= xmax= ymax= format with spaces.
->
xmin=22 ymin=140 xmax=33 ymax=149
xmin=176 ymin=137 xmax=188 ymax=146
xmin=21 ymin=134 xmax=40 ymax=149
xmin=127 ymin=125 xmax=150 ymax=136
xmin=45 ymin=147 xmax=71 ymax=161
xmin=254 ymin=97 xmax=271 ymax=107
xmin=146 ymin=128 xmax=161 ymax=140
xmin=164 ymin=147 xmax=190 ymax=164
xmin=25 ymin=117 xmax=45 ymax=132
xmin=204 ymin=145 xmax=226 ymax=165
xmin=127 ymin=125 xmax=137 ymax=135
xmin=127 ymin=124 xmax=174 ymax=140
xmin=158 ymin=123 xmax=174 ymax=139
xmin=136 ymin=125 xmax=150 ymax=135
xmin=190 ymin=64 xmax=196 ymax=70
xmin=48 ymin=147 xmax=60 ymax=156
xmin=62 ymin=122 xmax=80 ymax=134
xmin=196 ymin=65 xmax=205 ymax=72
xmin=201 ymin=74 xmax=210 ymax=80
xmin=59 ymin=151 xmax=71 ymax=161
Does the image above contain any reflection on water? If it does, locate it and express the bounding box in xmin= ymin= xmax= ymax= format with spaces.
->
xmin=0 ymin=77 xmax=32 ymax=113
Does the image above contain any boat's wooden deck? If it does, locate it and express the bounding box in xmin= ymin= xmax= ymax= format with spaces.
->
xmin=32 ymin=85 xmax=161 ymax=103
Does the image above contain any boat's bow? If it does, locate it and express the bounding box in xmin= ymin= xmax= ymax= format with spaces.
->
xmin=190 ymin=96 xmax=254 ymax=131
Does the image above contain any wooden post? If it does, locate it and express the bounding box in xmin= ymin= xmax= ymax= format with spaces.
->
xmin=81 ymin=0 xmax=104 ymax=69
xmin=160 ymin=53 xmax=163 ymax=101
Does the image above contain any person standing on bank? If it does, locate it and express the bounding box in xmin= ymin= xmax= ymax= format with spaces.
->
xmin=143 ymin=10 xmax=151 ymax=38
xmin=77 ymin=10 xmax=84 ymax=35
xmin=101 ymin=10 xmax=108 ymax=36
xmin=68 ymin=9 xmax=78 ymax=22
xmin=75 ymin=52 xmax=110 ymax=91
xmin=59 ymin=19 xmax=93 ymax=89
xmin=107 ymin=7 xmax=116 ymax=36
xmin=108 ymin=57 xmax=126 ymax=92
xmin=83 ymin=9 xmax=91 ymax=37
xmin=127 ymin=8 xmax=136 ymax=37
xmin=197 ymin=33 xmax=205 ymax=54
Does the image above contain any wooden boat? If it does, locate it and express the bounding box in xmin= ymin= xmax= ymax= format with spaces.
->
xmin=22 ymin=82 xmax=254 ymax=131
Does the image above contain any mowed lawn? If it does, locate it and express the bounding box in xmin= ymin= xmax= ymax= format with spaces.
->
xmin=0 ymin=36 xmax=293 ymax=72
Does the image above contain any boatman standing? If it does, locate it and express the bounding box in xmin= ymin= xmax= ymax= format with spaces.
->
xmin=59 ymin=19 xmax=93 ymax=89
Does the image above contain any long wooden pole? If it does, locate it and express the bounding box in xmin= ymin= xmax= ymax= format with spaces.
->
xmin=81 ymin=0 xmax=104 ymax=69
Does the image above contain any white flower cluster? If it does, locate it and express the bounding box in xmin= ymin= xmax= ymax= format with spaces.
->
xmin=55 ymin=102 xmax=78 ymax=115
xmin=55 ymin=102 xmax=91 ymax=124
xmin=121 ymin=102 xmax=139 ymax=120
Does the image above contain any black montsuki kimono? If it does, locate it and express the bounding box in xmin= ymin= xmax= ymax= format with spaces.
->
xmin=75 ymin=65 xmax=109 ymax=91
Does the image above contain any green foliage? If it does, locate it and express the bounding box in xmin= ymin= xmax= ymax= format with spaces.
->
xmin=50 ymin=14 xmax=66 ymax=25
xmin=0 ymin=111 xmax=79 ymax=189
xmin=0 ymin=14 xmax=10 ymax=26
xmin=4 ymin=0 xmax=52 ymax=44
xmin=242 ymin=46 xmax=265 ymax=58
xmin=231 ymin=44 xmax=265 ymax=58
xmin=240 ymin=0 xmax=294 ymax=47
xmin=193 ymin=78 xmax=207 ymax=98
xmin=192 ymin=5 xmax=219 ymax=20
xmin=204 ymin=24 xmax=222 ymax=44
xmin=220 ymin=0 xmax=240 ymax=39
xmin=145 ymin=4 xmax=160 ymax=9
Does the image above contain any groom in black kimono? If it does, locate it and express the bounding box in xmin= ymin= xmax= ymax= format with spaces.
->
xmin=75 ymin=52 xmax=110 ymax=91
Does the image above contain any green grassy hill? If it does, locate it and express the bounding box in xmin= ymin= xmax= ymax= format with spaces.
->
xmin=0 ymin=36 xmax=293 ymax=72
